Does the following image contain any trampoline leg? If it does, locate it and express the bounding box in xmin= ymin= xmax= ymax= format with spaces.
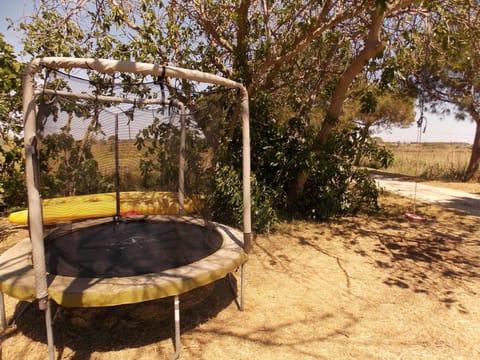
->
xmin=227 ymin=263 xmax=246 ymax=311
xmin=0 ymin=292 xmax=6 ymax=329
xmin=172 ymin=295 xmax=180 ymax=360
xmin=44 ymin=299 xmax=55 ymax=360
xmin=240 ymin=263 xmax=246 ymax=311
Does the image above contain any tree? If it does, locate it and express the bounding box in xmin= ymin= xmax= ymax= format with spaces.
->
xmin=420 ymin=1 xmax=480 ymax=181
xmin=342 ymin=84 xmax=415 ymax=164
xmin=315 ymin=1 xmax=418 ymax=146
xmin=18 ymin=1 xmax=418 ymax=114
xmin=11 ymin=0 xmax=424 ymax=229
xmin=0 ymin=33 xmax=25 ymax=212
xmin=343 ymin=88 xmax=416 ymax=135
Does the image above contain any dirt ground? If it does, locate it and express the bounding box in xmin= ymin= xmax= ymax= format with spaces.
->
xmin=0 ymin=191 xmax=479 ymax=360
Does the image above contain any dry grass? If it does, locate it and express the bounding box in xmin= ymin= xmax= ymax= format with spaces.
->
xmin=1 ymin=192 xmax=480 ymax=359
xmin=381 ymin=142 xmax=472 ymax=181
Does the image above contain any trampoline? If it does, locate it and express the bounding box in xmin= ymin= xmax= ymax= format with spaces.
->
xmin=0 ymin=216 xmax=247 ymax=308
xmin=0 ymin=57 xmax=252 ymax=360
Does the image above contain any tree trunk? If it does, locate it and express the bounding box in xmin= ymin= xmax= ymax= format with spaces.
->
xmin=77 ymin=110 xmax=99 ymax=166
xmin=315 ymin=6 xmax=386 ymax=148
xmin=289 ymin=5 xmax=388 ymax=201
xmin=464 ymin=108 xmax=480 ymax=181
xmin=64 ymin=112 xmax=73 ymax=134
xmin=287 ymin=169 xmax=309 ymax=207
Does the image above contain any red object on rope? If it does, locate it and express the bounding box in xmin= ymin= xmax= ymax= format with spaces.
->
xmin=404 ymin=212 xmax=426 ymax=221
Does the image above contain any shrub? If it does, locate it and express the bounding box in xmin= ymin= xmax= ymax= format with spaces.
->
xmin=211 ymin=92 xmax=392 ymax=232
xmin=211 ymin=165 xmax=282 ymax=233
xmin=0 ymin=136 xmax=26 ymax=214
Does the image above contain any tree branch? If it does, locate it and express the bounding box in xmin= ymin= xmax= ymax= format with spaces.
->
xmin=108 ymin=0 xmax=142 ymax=32
xmin=192 ymin=0 xmax=234 ymax=53
xmin=236 ymin=0 xmax=251 ymax=84
xmin=253 ymin=1 xmax=362 ymax=93
xmin=316 ymin=4 xmax=387 ymax=146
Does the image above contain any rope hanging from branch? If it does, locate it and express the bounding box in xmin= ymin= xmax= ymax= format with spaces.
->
xmin=405 ymin=14 xmax=431 ymax=222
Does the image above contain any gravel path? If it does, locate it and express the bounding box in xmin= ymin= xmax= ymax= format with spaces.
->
xmin=371 ymin=171 xmax=480 ymax=216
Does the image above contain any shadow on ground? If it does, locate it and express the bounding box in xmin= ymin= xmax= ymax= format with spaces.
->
xmin=4 ymin=277 xmax=236 ymax=359
xmin=330 ymin=206 xmax=480 ymax=312
xmin=268 ymin=194 xmax=480 ymax=315
xmin=438 ymin=196 xmax=480 ymax=216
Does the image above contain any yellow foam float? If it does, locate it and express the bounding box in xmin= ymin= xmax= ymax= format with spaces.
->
xmin=8 ymin=191 xmax=204 ymax=225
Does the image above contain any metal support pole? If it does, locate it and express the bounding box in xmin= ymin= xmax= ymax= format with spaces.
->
xmin=177 ymin=103 xmax=186 ymax=216
xmin=240 ymin=86 xmax=252 ymax=253
xmin=44 ymin=298 xmax=55 ymax=360
xmin=171 ymin=295 xmax=180 ymax=360
xmin=114 ymin=113 xmax=121 ymax=218
xmin=227 ymin=263 xmax=246 ymax=311
xmin=227 ymin=273 xmax=239 ymax=309
xmin=0 ymin=292 xmax=6 ymax=329
xmin=240 ymin=263 xmax=246 ymax=311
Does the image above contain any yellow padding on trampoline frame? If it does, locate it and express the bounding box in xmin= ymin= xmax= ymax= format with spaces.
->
xmin=8 ymin=191 xmax=204 ymax=225
xmin=0 ymin=217 xmax=247 ymax=307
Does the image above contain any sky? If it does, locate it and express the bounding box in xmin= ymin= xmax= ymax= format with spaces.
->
xmin=0 ymin=1 xmax=477 ymax=144
xmin=374 ymin=110 xmax=476 ymax=144
xmin=0 ymin=1 xmax=31 ymax=53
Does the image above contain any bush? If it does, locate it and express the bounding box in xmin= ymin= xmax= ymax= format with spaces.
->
xmin=296 ymin=128 xmax=389 ymax=220
xmin=211 ymin=165 xmax=282 ymax=233
xmin=0 ymin=136 xmax=26 ymax=214
xmin=210 ymin=92 xmax=392 ymax=233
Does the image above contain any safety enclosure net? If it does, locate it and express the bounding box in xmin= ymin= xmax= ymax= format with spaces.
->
xmin=30 ymin=66 xmax=239 ymax=222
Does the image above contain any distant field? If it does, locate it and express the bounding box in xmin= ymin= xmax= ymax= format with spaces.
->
xmin=91 ymin=139 xmax=142 ymax=175
xmin=93 ymin=140 xmax=474 ymax=183
xmin=375 ymin=142 xmax=473 ymax=181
